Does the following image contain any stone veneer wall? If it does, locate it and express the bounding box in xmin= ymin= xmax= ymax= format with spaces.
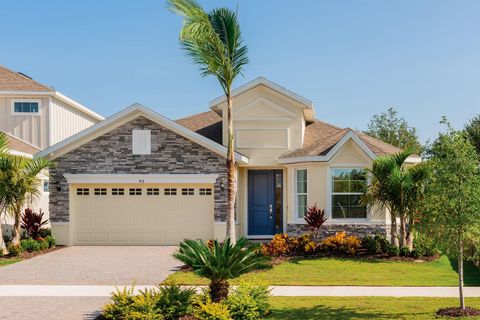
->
xmin=287 ymin=223 xmax=389 ymax=239
xmin=49 ymin=116 xmax=227 ymax=223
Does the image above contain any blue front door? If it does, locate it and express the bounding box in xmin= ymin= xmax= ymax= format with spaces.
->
xmin=248 ymin=170 xmax=282 ymax=236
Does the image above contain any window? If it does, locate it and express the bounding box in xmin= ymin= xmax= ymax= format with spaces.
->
xmin=295 ymin=169 xmax=308 ymax=218
xmin=164 ymin=188 xmax=177 ymax=195
xmin=76 ymin=188 xmax=89 ymax=195
xmin=43 ymin=180 xmax=49 ymax=193
xmin=182 ymin=188 xmax=194 ymax=195
xmin=13 ymin=100 xmax=40 ymax=114
xmin=129 ymin=188 xmax=142 ymax=195
xmin=112 ymin=188 xmax=125 ymax=195
xmin=199 ymin=188 xmax=212 ymax=195
xmin=94 ymin=188 xmax=107 ymax=195
xmin=132 ymin=130 xmax=151 ymax=155
xmin=331 ymin=168 xmax=367 ymax=219
xmin=147 ymin=188 xmax=160 ymax=195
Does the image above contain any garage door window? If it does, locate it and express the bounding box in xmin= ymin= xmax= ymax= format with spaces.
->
xmin=182 ymin=188 xmax=194 ymax=195
xmin=76 ymin=188 xmax=89 ymax=195
xmin=199 ymin=188 xmax=212 ymax=195
xmin=129 ymin=188 xmax=142 ymax=195
xmin=112 ymin=188 xmax=124 ymax=195
xmin=94 ymin=188 xmax=107 ymax=195
xmin=165 ymin=188 xmax=177 ymax=195
xmin=147 ymin=188 xmax=160 ymax=195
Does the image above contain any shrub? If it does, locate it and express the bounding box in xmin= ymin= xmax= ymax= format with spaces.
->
xmin=320 ymin=232 xmax=361 ymax=256
xmin=20 ymin=208 xmax=49 ymax=240
xmin=38 ymin=238 xmax=49 ymax=250
xmin=374 ymin=234 xmax=391 ymax=253
xmin=413 ymin=232 xmax=437 ymax=257
xmin=38 ymin=228 xmax=52 ymax=238
xmin=262 ymin=233 xmax=318 ymax=257
xmin=157 ymin=284 xmax=196 ymax=320
xmin=126 ymin=288 xmax=163 ymax=320
xmin=45 ymin=235 xmax=56 ymax=248
xmin=103 ymin=286 xmax=136 ymax=319
xmin=303 ymin=204 xmax=327 ymax=238
xmin=225 ymin=283 xmax=271 ymax=320
xmin=386 ymin=245 xmax=400 ymax=257
xmin=261 ymin=234 xmax=290 ymax=257
xmin=399 ymin=246 xmax=410 ymax=257
xmin=194 ymin=301 xmax=231 ymax=320
xmin=21 ymin=238 xmax=41 ymax=252
xmin=7 ymin=243 xmax=22 ymax=257
xmin=361 ymin=236 xmax=380 ymax=253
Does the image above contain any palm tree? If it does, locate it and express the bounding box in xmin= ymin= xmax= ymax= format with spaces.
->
xmin=363 ymin=150 xmax=427 ymax=249
xmin=0 ymin=148 xmax=51 ymax=246
xmin=167 ymin=0 xmax=249 ymax=242
xmin=174 ymin=237 xmax=269 ymax=302
xmin=0 ymin=132 xmax=11 ymax=254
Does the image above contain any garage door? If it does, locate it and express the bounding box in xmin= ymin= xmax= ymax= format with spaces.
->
xmin=71 ymin=184 xmax=214 ymax=245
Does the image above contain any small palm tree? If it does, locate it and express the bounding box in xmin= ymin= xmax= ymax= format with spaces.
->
xmin=167 ymin=0 xmax=249 ymax=242
xmin=174 ymin=237 xmax=269 ymax=302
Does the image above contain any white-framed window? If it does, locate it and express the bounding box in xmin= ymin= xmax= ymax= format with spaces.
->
xmin=11 ymin=99 xmax=41 ymax=115
xmin=43 ymin=180 xmax=49 ymax=193
xmin=295 ymin=169 xmax=308 ymax=218
xmin=331 ymin=168 xmax=368 ymax=219
xmin=132 ymin=130 xmax=151 ymax=155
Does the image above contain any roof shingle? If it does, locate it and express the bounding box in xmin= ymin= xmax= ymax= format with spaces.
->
xmin=0 ymin=65 xmax=52 ymax=92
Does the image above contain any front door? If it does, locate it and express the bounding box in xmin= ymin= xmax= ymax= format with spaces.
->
xmin=248 ymin=170 xmax=283 ymax=236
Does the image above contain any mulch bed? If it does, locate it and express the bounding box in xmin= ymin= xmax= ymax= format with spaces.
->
xmin=437 ymin=307 xmax=480 ymax=317
xmin=0 ymin=245 xmax=63 ymax=263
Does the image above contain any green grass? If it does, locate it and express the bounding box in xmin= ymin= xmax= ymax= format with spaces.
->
xmin=268 ymin=297 xmax=480 ymax=319
xmin=0 ymin=258 xmax=20 ymax=267
xmin=165 ymin=256 xmax=480 ymax=286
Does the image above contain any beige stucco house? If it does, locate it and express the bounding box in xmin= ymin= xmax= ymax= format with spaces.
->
xmin=37 ymin=77 xmax=420 ymax=246
xmin=0 ymin=65 xmax=103 ymax=231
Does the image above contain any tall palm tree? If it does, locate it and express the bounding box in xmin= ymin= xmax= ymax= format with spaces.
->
xmin=363 ymin=150 xmax=427 ymax=248
xmin=167 ymin=0 xmax=248 ymax=242
xmin=174 ymin=237 xmax=269 ymax=302
xmin=0 ymin=147 xmax=51 ymax=246
xmin=0 ymin=132 xmax=11 ymax=254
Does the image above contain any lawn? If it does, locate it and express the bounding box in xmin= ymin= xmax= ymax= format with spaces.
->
xmin=0 ymin=258 xmax=20 ymax=267
xmin=268 ymin=297 xmax=480 ymax=319
xmin=165 ymin=255 xmax=480 ymax=286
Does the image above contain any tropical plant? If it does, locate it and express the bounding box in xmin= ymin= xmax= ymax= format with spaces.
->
xmin=421 ymin=120 xmax=480 ymax=310
xmin=303 ymin=203 xmax=327 ymax=239
xmin=21 ymin=208 xmax=49 ymax=240
xmin=0 ymin=132 xmax=10 ymax=255
xmin=362 ymin=149 xmax=428 ymax=249
xmin=174 ymin=237 xmax=269 ymax=302
xmin=320 ymin=232 xmax=361 ymax=256
xmin=167 ymin=0 xmax=249 ymax=242
xmin=0 ymin=152 xmax=51 ymax=246
xmin=20 ymin=238 xmax=41 ymax=253
xmin=225 ymin=283 xmax=271 ymax=320
xmin=194 ymin=301 xmax=231 ymax=320
xmin=156 ymin=283 xmax=196 ymax=319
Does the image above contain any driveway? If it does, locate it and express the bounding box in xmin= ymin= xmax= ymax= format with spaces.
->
xmin=0 ymin=246 xmax=181 ymax=285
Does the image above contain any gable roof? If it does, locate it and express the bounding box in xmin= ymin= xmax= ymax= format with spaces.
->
xmin=2 ymin=130 xmax=40 ymax=156
xmin=36 ymin=104 xmax=249 ymax=164
xmin=0 ymin=65 xmax=52 ymax=91
xmin=176 ymin=111 xmax=223 ymax=144
xmin=209 ymin=77 xmax=316 ymax=122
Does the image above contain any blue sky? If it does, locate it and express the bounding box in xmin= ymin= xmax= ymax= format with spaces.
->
xmin=1 ymin=0 xmax=479 ymax=142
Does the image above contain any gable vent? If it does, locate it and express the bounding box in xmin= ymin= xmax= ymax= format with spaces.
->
xmin=132 ymin=130 xmax=151 ymax=155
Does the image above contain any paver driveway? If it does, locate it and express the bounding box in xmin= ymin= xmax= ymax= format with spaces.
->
xmin=0 ymin=246 xmax=181 ymax=285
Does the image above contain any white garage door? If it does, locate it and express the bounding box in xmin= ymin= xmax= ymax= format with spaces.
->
xmin=71 ymin=184 xmax=214 ymax=245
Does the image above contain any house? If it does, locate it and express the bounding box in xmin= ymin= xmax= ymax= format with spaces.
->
xmin=36 ymin=77 xmax=420 ymax=246
xmin=0 ymin=65 xmax=103 ymax=229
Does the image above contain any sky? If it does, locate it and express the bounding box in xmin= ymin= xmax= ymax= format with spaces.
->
xmin=1 ymin=0 xmax=479 ymax=143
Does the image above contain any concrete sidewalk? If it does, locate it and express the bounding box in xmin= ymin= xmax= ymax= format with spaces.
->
xmin=1 ymin=285 xmax=480 ymax=297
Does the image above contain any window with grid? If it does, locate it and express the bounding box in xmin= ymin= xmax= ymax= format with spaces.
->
xmin=199 ymin=188 xmax=212 ymax=195
xmin=94 ymin=188 xmax=107 ymax=195
xmin=76 ymin=188 xmax=89 ymax=195
xmin=331 ymin=168 xmax=367 ymax=219
xmin=181 ymin=188 xmax=194 ymax=195
xmin=112 ymin=188 xmax=125 ymax=196
xmin=13 ymin=101 xmax=39 ymax=113
xmin=164 ymin=188 xmax=177 ymax=195
xmin=129 ymin=188 xmax=142 ymax=196
xmin=147 ymin=188 xmax=160 ymax=195
xmin=295 ymin=169 xmax=308 ymax=218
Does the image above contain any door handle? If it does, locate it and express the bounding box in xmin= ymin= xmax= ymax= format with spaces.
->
xmin=269 ymin=204 xmax=273 ymax=219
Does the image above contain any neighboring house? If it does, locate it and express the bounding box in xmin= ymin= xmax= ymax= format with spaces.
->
xmin=37 ymin=77 xmax=420 ymax=246
xmin=0 ymin=65 xmax=103 ymax=231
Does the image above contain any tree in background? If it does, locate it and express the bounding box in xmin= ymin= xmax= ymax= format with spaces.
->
xmin=465 ymin=114 xmax=480 ymax=157
xmin=365 ymin=107 xmax=422 ymax=154
xmin=421 ymin=119 xmax=480 ymax=311
xmin=168 ymin=0 xmax=248 ymax=242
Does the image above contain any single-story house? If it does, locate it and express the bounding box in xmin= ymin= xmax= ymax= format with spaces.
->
xmin=36 ymin=77 xmax=420 ymax=246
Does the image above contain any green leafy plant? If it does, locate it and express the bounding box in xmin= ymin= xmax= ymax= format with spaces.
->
xmin=20 ymin=238 xmax=41 ymax=252
xmin=386 ymin=244 xmax=400 ymax=257
xmin=225 ymin=283 xmax=271 ymax=320
xmin=174 ymin=237 xmax=269 ymax=302
xmin=156 ymin=283 xmax=196 ymax=319
xmin=361 ymin=236 xmax=380 ymax=253
xmin=126 ymin=288 xmax=163 ymax=320
xmin=38 ymin=228 xmax=52 ymax=238
xmin=7 ymin=243 xmax=22 ymax=257
xmin=194 ymin=301 xmax=231 ymax=320
xmin=399 ymin=246 xmax=410 ymax=257
xmin=102 ymin=286 xmax=136 ymax=319
xmin=413 ymin=232 xmax=436 ymax=257
xmin=45 ymin=235 xmax=56 ymax=248
xmin=374 ymin=234 xmax=391 ymax=253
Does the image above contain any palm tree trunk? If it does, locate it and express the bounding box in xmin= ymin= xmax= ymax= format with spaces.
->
xmin=226 ymin=93 xmax=236 ymax=243
xmin=12 ymin=205 xmax=22 ymax=246
xmin=209 ymin=279 xmax=230 ymax=302
xmin=406 ymin=217 xmax=414 ymax=252
xmin=399 ymin=215 xmax=407 ymax=248
xmin=390 ymin=210 xmax=397 ymax=246
xmin=0 ymin=210 xmax=7 ymax=255
xmin=458 ymin=236 xmax=465 ymax=310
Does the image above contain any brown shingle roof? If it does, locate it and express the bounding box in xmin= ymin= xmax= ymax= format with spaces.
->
xmin=2 ymin=131 xmax=40 ymax=155
xmin=0 ymin=65 xmax=52 ymax=92
xmin=175 ymin=111 xmax=403 ymax=159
